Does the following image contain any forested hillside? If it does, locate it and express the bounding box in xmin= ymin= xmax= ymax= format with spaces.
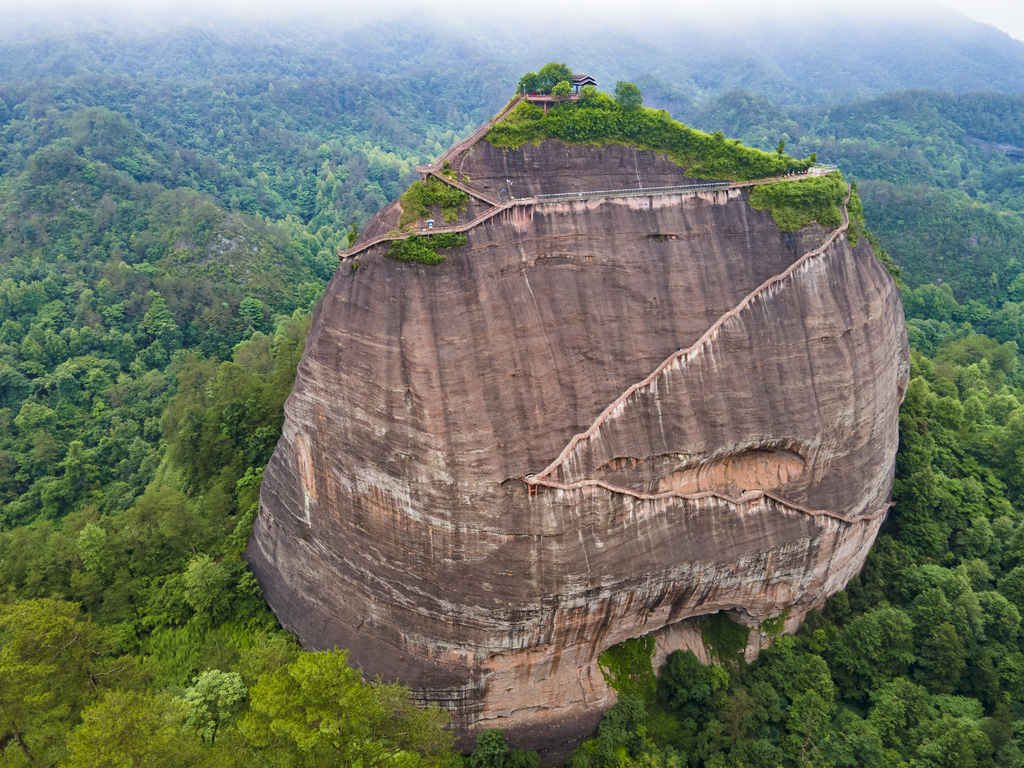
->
xmin=2 ymin=12 xmax=1024 ymax=765
xmin=4 ymin=4 xmax=1024 ymax=105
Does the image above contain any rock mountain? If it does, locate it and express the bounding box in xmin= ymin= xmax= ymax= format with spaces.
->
xmin=247 ymin=114 xmax=909 ymax=754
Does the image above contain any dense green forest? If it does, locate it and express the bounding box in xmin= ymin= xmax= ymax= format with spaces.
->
xmin=3 ymin=37 xmax=1024 ymax=767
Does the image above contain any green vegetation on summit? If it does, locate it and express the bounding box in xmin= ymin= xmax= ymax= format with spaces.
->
xmin=487 ymin=73 xmax=814 ymax=182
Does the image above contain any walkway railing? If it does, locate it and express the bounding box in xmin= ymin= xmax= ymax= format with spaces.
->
xmin=535 ymin=181 xmax=731 ymax=203
xmin=425 ymin=169 xmax=500 ymax=206
xmin=338 ymin=169 xmax=835 ymax=260
xmin=341 ymin=199 xmax=526 ymax=259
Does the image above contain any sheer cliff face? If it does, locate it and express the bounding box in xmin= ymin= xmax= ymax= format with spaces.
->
xmin=247 ymin=142 xmax=909 ymax=753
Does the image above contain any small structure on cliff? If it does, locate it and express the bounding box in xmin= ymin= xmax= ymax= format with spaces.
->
xmin=247 ymin=88 xmax=908 ymax=758
xmin=571 ymin=74 xmax=597 ymax=92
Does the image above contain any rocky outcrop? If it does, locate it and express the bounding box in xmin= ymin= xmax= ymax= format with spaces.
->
xmin=247 ymin=139 xmax=908 ymax=755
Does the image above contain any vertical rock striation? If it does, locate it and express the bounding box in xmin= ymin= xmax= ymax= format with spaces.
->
xmin=247 ymin=140 xmax=908 ymax=754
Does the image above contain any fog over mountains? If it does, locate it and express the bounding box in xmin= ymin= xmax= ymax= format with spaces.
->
xmin=3 ymin=1 xmax=1024 ymax=109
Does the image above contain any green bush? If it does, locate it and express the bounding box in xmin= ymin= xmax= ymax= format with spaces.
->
xmin=597 ymin=635 xmax=657 ymax=704
xmin=699 ymin=612 xmax=750 ymax=666
xmin=386 ymin=233 xmax=467 ymax=265
xmin=398 ymin=177 xmax=467 ymax=228
xmin=747 ymin=172 xmax=848 ymax=231
xmin=486 ymin=99 xmax=813 ymax=182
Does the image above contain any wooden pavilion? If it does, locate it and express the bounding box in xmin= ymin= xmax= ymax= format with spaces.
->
xmin=524 ymin=75 xmax=597 ymax=112
xmin=571 ymin=74 xmax=597 ymax=93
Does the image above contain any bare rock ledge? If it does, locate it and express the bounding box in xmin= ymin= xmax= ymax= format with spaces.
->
xmin=247 ymin=141 xmax=909 ymax=756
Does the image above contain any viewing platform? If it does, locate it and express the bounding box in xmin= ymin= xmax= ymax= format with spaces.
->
xmin=523 ymin=73 xmax=597 ymax=112
xmin=524 ymin=93 xmax=580 ymax=112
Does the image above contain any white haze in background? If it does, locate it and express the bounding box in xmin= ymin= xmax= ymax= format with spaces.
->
xmin=941 ymin=0 xmax=1024 ymax=43
xmin=3 ymin=0 xmax=1024 ymax=43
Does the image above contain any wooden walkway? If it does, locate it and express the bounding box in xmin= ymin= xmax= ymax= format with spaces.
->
xmin=339 ymin=171 xmax=818 ymax=261
xmin=424 ymin=168 xmax=500 ymax=206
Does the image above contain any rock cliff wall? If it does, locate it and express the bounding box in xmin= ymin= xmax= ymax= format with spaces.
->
xmin=247 ymin=141 xmax=908 ymax=755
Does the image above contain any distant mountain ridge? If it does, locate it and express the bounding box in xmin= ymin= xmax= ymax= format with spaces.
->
xmin=2 ymin=3 xmax=1024 ymax=107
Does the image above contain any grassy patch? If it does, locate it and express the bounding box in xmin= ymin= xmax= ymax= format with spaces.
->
xmin=747 ymin=172 xmax=848 ymax=232
xmin=398 ymin=177 xmax=467 ymax=228
xmin=597 ymin=635 xmax=657 ymax=704
xmin=699 ymin=612 xmax=750 ymax=667
xmin=485 ymin=100 xmax=813 ymax=182
xmin=385 ymin=232 xmax=467 ymax=265
xmin=757 ymin=607 xmax=791 ymax=638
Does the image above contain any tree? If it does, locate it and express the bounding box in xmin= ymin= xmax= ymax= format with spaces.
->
xmin=552 ymin=81 xmax=572 ymax=100
xmin=614 ymin=81 xmax=643 ymax=111
xmin=914 ymin=715 xmax=993 ymax=768
xmin=142 ymin=290 xmax=182 ymax=351
xmin=517 ymin=71 xmax=541 ymax=94
xmin=238 ymin=297 xmax=266 ymax=330
xmin=241 ymin=650 xmax=454 ymax=768
xmin=568 ymin=695 xmax=651 ymax=768
xmin=821 ymin=708 xmax=883 ymax=768
xmin=579 ymin=84 xmax=600 ymax=107
xmin=184 ymin=670 xmax=247 ymax=745
xmin=829 ymin=606 xmax=916 ymax=700
xmin=537 ymin=62 xmax=572 ymax=93
xmin=1008 ymin=273 xmax=1024 ymax=303
xmin=471 ymin=729 xmax=510 ymax=768
xmin=78 ymin=522 xmax=114 ymax=581
xmin=777 ymin=139 xmax=785 ymax=155
xmin=64 ymin=690 xmax=210 ymax=768
xmin=183 ymin=554 xmax=233 ymax=621
xmin=658 ymin=650 xmax=728 ymax=722
xmin=997 ymin=565 xmax=1024 ymax=612
xmin=470 ymin=729 xmax=538 ymax=768
xmin=913 ymin=622 xmax=966 ymax=693
xmin=0 ymin=599 xmax=135 ymax=767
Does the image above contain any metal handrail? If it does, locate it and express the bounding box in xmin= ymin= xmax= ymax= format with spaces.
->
xmin=534 ymin=181 xmax=730 ymax=202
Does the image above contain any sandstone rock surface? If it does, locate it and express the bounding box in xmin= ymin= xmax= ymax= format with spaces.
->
xmin=247 ymin=138 xmax=909 ymax=755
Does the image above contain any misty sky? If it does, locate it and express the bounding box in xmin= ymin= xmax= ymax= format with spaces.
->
xmin=6 ymin=0 xmax=1024 ymax=48
xmin=942 ymin=0 xmax=1024 ymax=41
xmin=6 ymin=0 xmax=1024 ymax=43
